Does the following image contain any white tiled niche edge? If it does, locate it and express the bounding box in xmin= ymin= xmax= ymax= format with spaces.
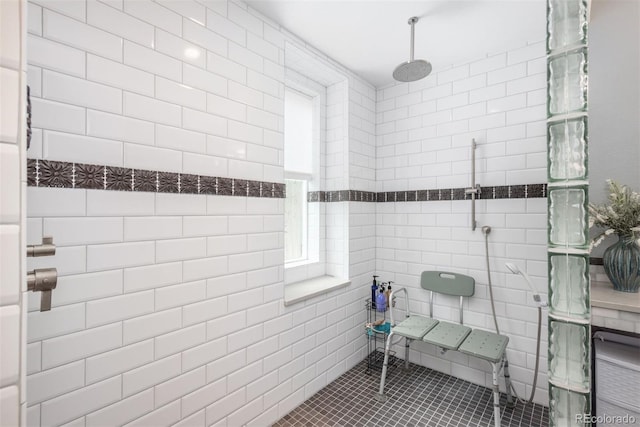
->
xmin=1 ymin=0 xmax=27 ymax=425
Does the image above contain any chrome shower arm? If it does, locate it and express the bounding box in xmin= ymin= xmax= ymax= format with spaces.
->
xmin=409 ymin=17 xmax=417 ymax=62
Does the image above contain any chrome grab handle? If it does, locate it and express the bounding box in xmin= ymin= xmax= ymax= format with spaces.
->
xmin=465 ymin=139 xmax=481 ymax=230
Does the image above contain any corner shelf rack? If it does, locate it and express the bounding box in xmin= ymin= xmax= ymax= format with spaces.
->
xmin=364 ymin=299 xmax=398 ymax=374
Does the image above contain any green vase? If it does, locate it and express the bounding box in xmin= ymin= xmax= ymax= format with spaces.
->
xmin=603 ymin=232 xmax=640 ymax=293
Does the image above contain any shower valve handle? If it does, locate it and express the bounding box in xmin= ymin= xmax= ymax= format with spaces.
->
xmin=27 ymin=236 xmax=56 ymax=257
xmin=27 ymin=268 xmax=57 ymax=311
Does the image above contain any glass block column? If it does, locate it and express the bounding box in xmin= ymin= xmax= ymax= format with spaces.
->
xmin=546 ymin=0 xmax=591 ymax=425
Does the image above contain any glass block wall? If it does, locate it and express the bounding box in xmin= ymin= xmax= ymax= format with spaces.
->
xmin=546 ymin=0 xmax=591 ymax=425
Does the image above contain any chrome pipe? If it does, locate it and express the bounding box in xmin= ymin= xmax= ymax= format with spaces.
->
xmin=408 ymin=17 xmax=418 ymax=62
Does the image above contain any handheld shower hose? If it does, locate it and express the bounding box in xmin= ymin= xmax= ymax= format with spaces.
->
xmin=482 ymin=225 xmax=542 ymax=405
xmin=482 ymin=226 xmax=500 ymax=335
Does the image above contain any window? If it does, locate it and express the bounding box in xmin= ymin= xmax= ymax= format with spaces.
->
xmin=284 ymin=87 xmax=316 ymax=265
xmin=284 ymin=178 xmax=307 ymax=262
xmin=281 ymin=44 xmax=352 ymax=303
xmin=284 ymin=88 xmax=313 ymax=176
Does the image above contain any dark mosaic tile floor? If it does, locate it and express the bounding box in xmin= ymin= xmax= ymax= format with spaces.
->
xmin=273 ymin=354 xmax=549 ymax=427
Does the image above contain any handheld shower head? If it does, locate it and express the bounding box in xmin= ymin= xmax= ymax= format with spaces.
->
xmin=505 ymin=262 xmax=546 ymax=307
xmin=505 ymin=262 xmax=520 ymax=275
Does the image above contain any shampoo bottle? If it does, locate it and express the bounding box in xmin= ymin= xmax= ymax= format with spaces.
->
xmin=376 ymin=283 xmax=387 ymax=312
xmin=385 ymin=281 xmax=393 ymax=307
xmin=371 ymin=275 xmax=379 ymax=309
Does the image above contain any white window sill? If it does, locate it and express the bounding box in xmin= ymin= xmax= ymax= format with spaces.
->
xmin=284 ymin=258 xmax=314 ymax=269
xmin=284 ymin=275 xmax=351 ymax=306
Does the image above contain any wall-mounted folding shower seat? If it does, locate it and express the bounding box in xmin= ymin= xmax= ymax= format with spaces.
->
xmin=376 ymin=271 xmax=513 ymax=427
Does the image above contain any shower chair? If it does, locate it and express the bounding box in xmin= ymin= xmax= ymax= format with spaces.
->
xmin=376 ymin=271 xmax=513 ymax=427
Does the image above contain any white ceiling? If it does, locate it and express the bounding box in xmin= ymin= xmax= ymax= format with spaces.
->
xmin=246 ymin=0 xmax=547 ymax=88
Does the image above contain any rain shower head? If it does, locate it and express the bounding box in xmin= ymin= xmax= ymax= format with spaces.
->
xmin=393 ymin=17 xmax=432 ymax=82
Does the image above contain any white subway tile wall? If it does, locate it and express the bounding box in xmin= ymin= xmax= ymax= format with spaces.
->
xmin=1 ymin=0 xmax=27 ymax=425
xmin=25 ymin=0 xmax=374 ymax=425
xmin=375 ymin=43 xmax=549 ymax=405
xmin=20 ymin=0 xmax=554 ymax=423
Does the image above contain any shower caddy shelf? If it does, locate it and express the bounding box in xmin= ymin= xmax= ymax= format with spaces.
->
xmin=364 ymin=299 xmax=398 ymax=374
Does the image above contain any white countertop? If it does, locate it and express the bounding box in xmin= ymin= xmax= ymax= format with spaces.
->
xmin=591 ymin=281 xmax=640 ymax=314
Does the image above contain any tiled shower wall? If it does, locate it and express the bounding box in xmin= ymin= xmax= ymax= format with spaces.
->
xmin=374 ymin=41 xmax=550 ymax=405
xmin=346 ymin=83 xmax=376 ymax=281
xmin=1 ymin=0 xmax=27 ymax=425
xmin=324 ymin=83 xmax=348 ymax=279
xmin=20 ymin=0 xmax=548 ymax=423
xmin=348 ymin=80 xmax=376 ymax=194
xmin=24 ymin=0 xmax=375 ymax=425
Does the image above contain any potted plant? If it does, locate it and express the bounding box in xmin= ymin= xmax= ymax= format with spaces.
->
xmin=589 ymin=180 xmax=640 ymax=292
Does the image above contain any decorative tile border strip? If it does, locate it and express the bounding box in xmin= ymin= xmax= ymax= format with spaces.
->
xmin=308 ymin=184 xmax=547 ymax=203
xmin=27 ymin=159 xmax=285 ymax=198
xmin=308 ymin=190 xmax=377 ymax=203
xmin=27 ymin=159 xmax=547 ymax=203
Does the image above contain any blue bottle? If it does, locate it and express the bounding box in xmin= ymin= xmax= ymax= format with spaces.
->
xmin=371 ymin=275 xmax=379 ymax=309
xmin=376 ymin=283 xmax=387 ymax=312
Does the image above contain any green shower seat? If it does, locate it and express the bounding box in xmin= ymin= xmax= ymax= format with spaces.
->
xmin=392 ymin=315 xmax=439 ymax=340
xmin=459 ymin=329 xmax=509 ymax=364
xmin=376 ymin=271 xmax=513 ymax=427
xmin=422 ymin=321 xmax=471 ymax=350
